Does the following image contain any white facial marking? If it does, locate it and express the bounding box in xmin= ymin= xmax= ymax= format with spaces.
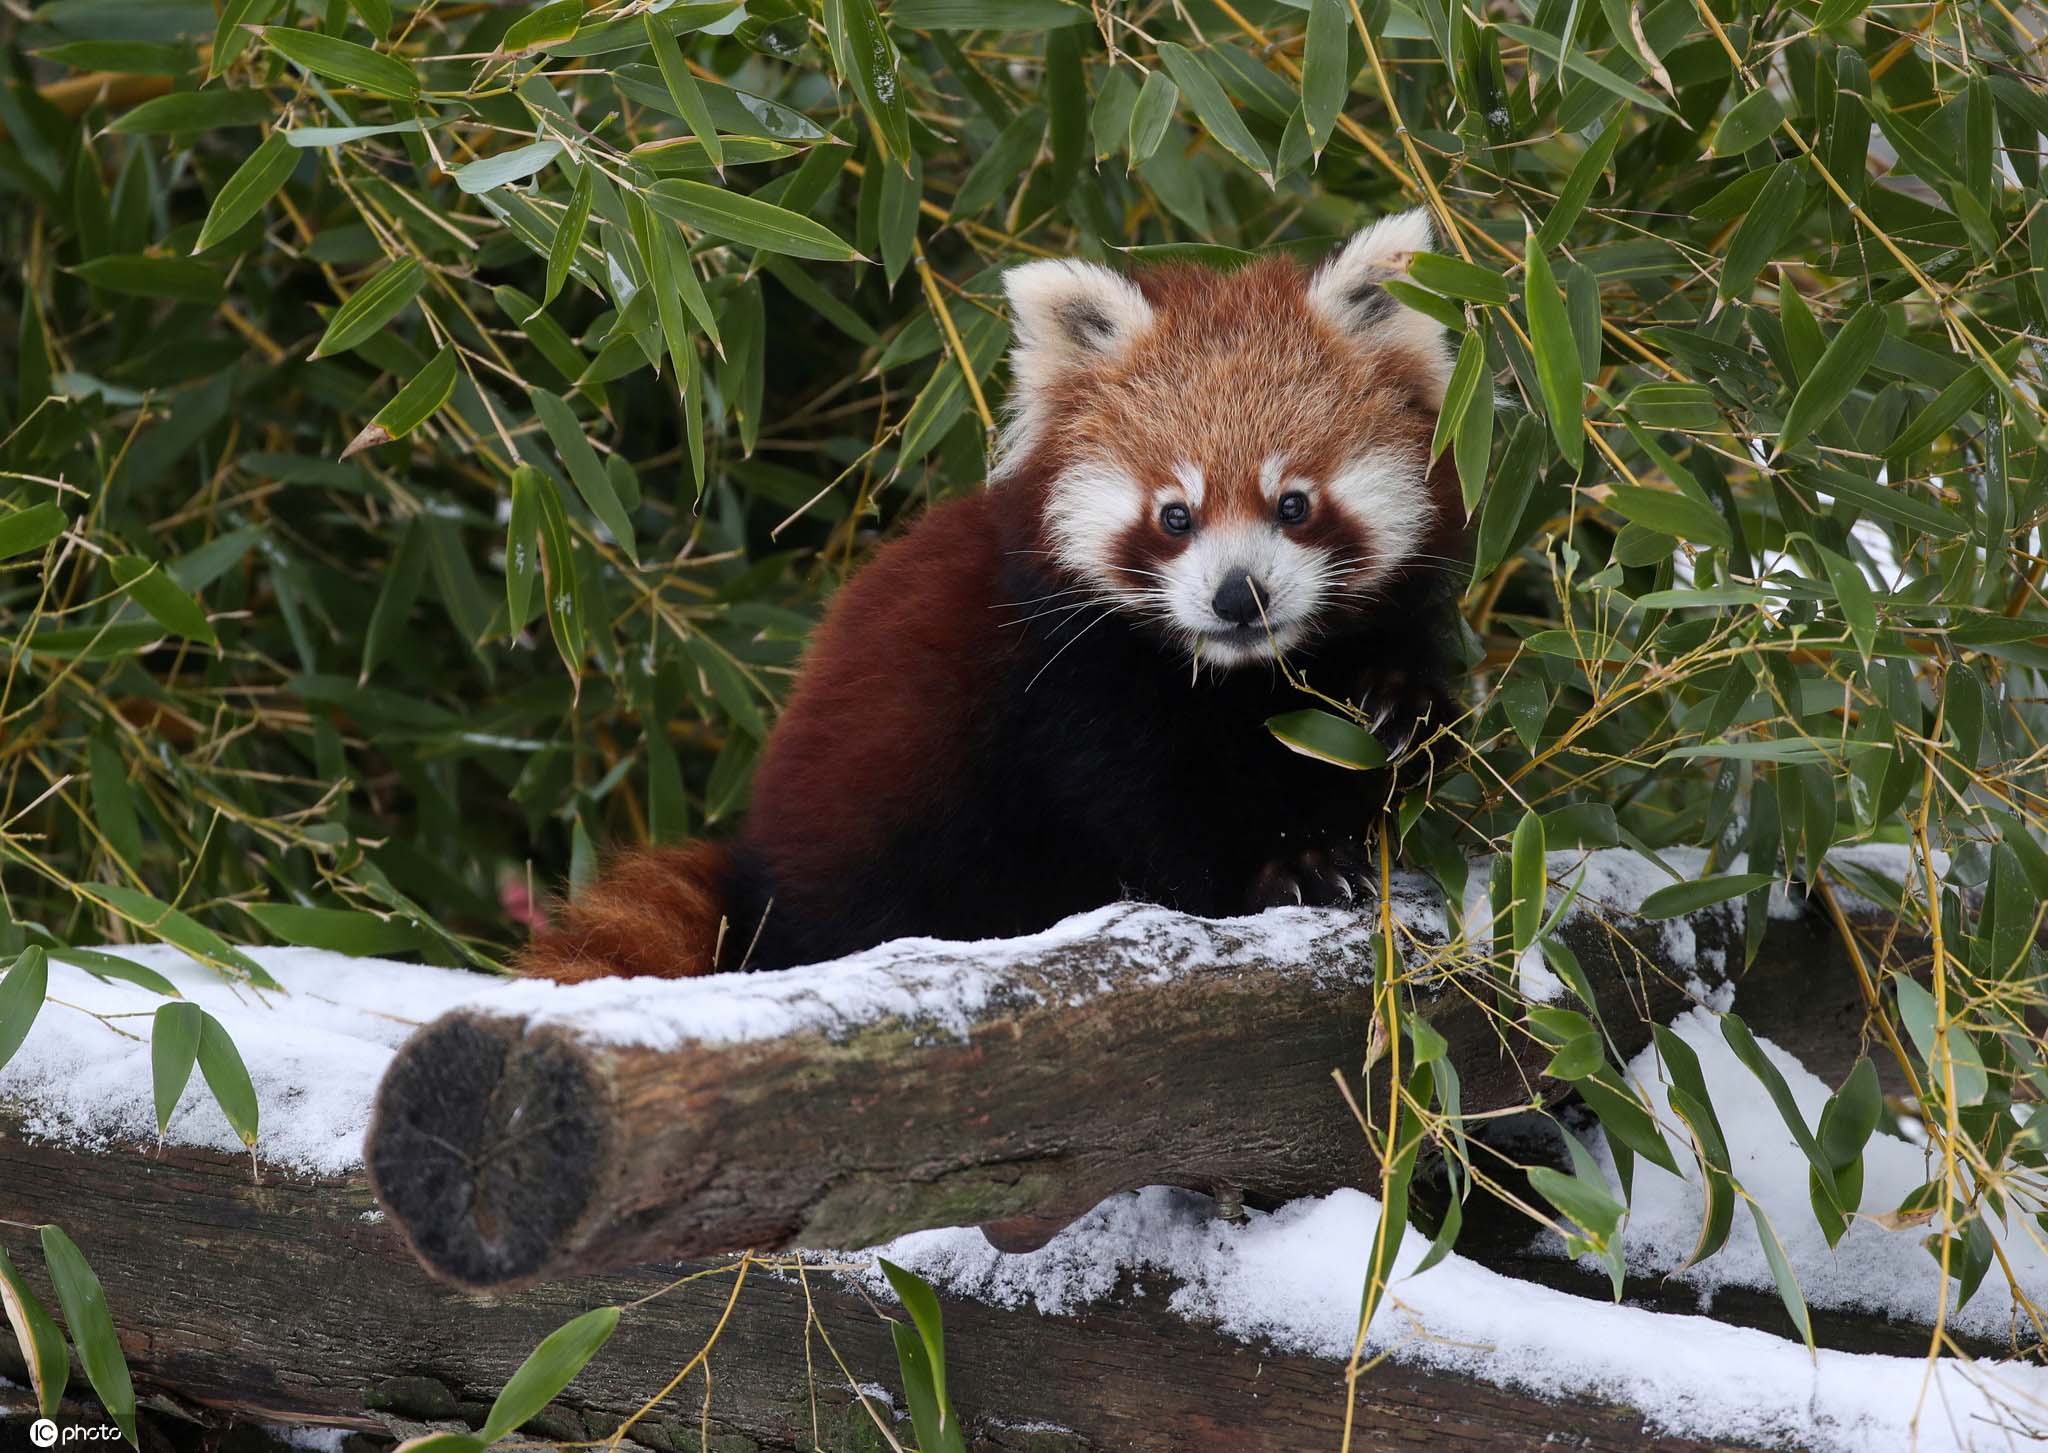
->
xmin=1046 ymin=459 xmax=1145 ymax=585
xmin=1259 ymin=455 xmax=1288 ymax=501
xmin=1156 ymin=522 xmax=1318 ymax=668
xmin=1328 ymin=449 xmax=1434 ymax=582
xmin=1172 ymin=460 xmax=1205 ymax=510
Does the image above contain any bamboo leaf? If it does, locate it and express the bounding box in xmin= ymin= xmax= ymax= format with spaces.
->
xmin=1267 ymin=708 xmax=1388 ymax=769
xmin=261 ymin=27 xmax=420 ymax=99
xmin=311 ymin=258 xmax=426 ymax=359
xmin=1523 ymin=232 xmax=1584 ymax=469
xmin=1157 ymin=42 xmax=1272 ymax=184
xmin=342 ymin=345 xmax=459 ymax=459
xmin=0 ymin=1247 xmax=69 ymax=1420
xmin=0 ymin=946 xmax=49 ymax=1074
xmin=40 ymin=1226 xmax=138 ymax=1446
xmin=193 ymin=131 xmax=298 ymax=252
xmin=644 ymin=179 xmax=862 ymax=262
xmin=151 ymin=1001 xmax=202 ymax=1136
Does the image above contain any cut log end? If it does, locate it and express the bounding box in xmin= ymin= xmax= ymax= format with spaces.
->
xmin=366 ymin=1014 xmax=606 ymax=1290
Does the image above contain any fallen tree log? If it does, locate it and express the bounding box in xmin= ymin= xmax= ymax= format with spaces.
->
xmin=0 ymin=1109 xmax=1889 ymax=1452
xmin=365 ymin=857 xmax=1916 ymax=1290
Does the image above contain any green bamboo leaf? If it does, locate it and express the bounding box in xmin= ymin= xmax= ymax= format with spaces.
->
xmin=1409 ymin=252 xmax=1512 ymax=306
xmin=645 ymin=14 xmax=724 ymax=176
xmin=311 ymin=257 xmax=426 ymax=359
xmin=823 ymin=0 xmax=910 ymax=163
xmin=879 ymin=1260 xmax=964 ymax=1451
xmin=1522 ymin=233 xmax=1583 ymax=469
xmin=503 ymin=0 xmax=584 ymax=54
xmin=1777 ymin=306 xmax=1885 ymax=455
xmin=110 ymin=556 xmax=215 ymax=645
xmin=630 ymin=136 xmax=803 ymax=174
xmin=1536 ymin=113 xmax=1625 ymax=250
xmin=40 ymin=1227 xmax=137 ymax=1446
xmin=1128 ymin=69 xmax=1178 ymax=168
xmin=1746 ymin=1201 xmax=1815 ymax=1352
xmin=1709 ymin=87 xmax=1784 ymax=157
xmin=1495 ymin=23 xmax=1679 ymax=119
xmin=452 ymin=139 xmax=564 ymax=195
xmin=108 ymin=89 xmax=271 ymax=134
xmin=1157 ymin=41 xmax=1271 ymax=184
xmin=151 ymin=1001 xmax=202 ymax=1137
xmin=644 ymin=178 xmax=862 ymax=262
xmin=1432 ymin=328 xmax=1487 ymax=472
xmin=1893 ymin=975 xmax=1988 ymax=1107
xmin=284 ymin=119 xmax=442 ymax=147
xmin=1573 ymin=1067 xmax=1683 ymax=1175
xmin=1510 ymin=808 xmax=1545 ymax=957
xmin=1302 ymin=0 xmax=1351 ymax=158
xmin=0 ymin=946 xmax=49 ymax=1074
xmin=1718 ymin=162 xmax=1803 ymax=300
xmin=1604 ymin=484 xmax=1729 ymax=549
xmin=196 ymin=1010 xmax=259 ymax=1146
xmin=506 ymin=465 xmax=543 ymax=630
xmin=481 ymin=1306 xmax=621 ymax=1442
xmin=1722 ymin=1013 xmax=1840 ymax=1218
xmin=91 ymin=884 xmax=275 ymax=986
xmin=951 ymin=106 xmax=1046 ymax=219
xmin=1527 ymin=1165 xmax=1624 ymax=1245
xmin=36 ymin=41 xmax=192 ymax=74
xmin=261 ymin=26 xmax=420 ymax=99
xmin=546 ymin=3 xmax=736 ymax=56
xmin=1637 ymin=873 xmax=1775 ymax=919
xmin=533 ymin=387 xmax=638 ymax=564
xmin=243 ymin=903 xmax=427 ymax=956
xmin=341 ymin=345 xmax=459 ymax=460
xmin=0 ymin=1247 xmax=69 ymax=1420
xmin=69 ymin=255 xmax=222 ymax=304
xmin=1816 ymin=546 xmax=1876 ymax=663
xmin=541 ymin=165 xmax=594 ymax=313
xmin=531 ymin=468 xmax=588 ymax=689
xmin=0 ymin=502 xmax=67 ymax=559
xmin=210 ymin=0 xmax=278 ymax=76
xmin=1267 ymin=708 xmax=1388 ymax=769
xmin=193 ymin=131 xmax=298 ymax=252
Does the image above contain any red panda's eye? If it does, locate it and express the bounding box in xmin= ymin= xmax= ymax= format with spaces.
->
xmin=1276 ymin=491 xmax=1310 ymax=525
xmin=1159 ymin=502 xmax=1194 ymax=535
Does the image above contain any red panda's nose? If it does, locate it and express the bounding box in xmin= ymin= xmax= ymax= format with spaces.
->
xmin=1212 ymin=573 xmax=1267 ymax=626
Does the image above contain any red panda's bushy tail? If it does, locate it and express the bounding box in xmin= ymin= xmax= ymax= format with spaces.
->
xmin=518 ymin=841 xmax=734 ymax=983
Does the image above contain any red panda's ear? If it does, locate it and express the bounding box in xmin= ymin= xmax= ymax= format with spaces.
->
xmin=1003 ymin=258 xmax=1153 ymax=382
xmin=1307 ymin=209 xmax=1454 ymax=402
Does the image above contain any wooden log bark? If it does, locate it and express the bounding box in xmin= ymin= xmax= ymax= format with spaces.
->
xmin=365 ymin=876 xmax=1908 ymax=1290
xmin=0 ymin=1115 xmax=1791 ymax=1451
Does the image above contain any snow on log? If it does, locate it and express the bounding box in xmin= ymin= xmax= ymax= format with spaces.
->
xmin=363 ymin=849 xmax=1912 ymax=1290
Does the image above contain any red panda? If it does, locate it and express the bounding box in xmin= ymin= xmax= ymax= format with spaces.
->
xmin=523 ymin=210 xmax=1467 ymax=984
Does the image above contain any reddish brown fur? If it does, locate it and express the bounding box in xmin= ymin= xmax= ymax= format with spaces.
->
xmin=742 ymin=493 xmax=1014 ymax=920
xmin=519 ymin=841 xmax=731 ymax=982
xmin=522 ymin=250 xmax=1465 ymax=983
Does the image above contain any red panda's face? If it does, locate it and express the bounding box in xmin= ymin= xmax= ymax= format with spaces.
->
xmin=998 ymin=212 xmax=1457 ymax=669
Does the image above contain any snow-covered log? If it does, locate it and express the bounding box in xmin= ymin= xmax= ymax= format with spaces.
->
xmin=6 ymin=850 xmax=2030 ymax=1452
xmin=364 ymin=853 xmax=1908 ymax=1290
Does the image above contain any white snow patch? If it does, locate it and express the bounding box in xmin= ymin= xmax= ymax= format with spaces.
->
xmin=855 ymin=1187 xmax=2048 ymax=1453
xmin=1571 ymin=1006 xmax=2048 ymax=1343
xmin=0 ymin=903 xmax=1369 ymax=1173
xmin=454 ymin=900 xmax=1369 ymax=1052
xmin=0 ymin=945 xmax=497 ymax=1174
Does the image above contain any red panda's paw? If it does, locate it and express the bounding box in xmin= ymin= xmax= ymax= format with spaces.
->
xmin=1247 ymin=845 xmax=1358 ymax=911
xmin=1360 ymin=670 xmax=1457 ymax=791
